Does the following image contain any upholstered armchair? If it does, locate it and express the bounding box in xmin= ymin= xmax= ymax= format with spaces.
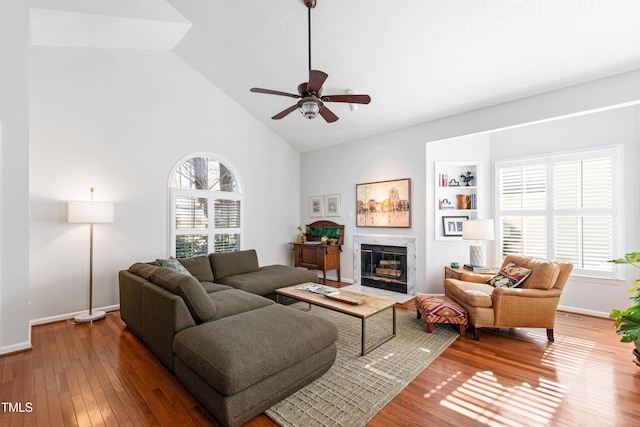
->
xmin=444 ymin=255 xmax=573 ymax=341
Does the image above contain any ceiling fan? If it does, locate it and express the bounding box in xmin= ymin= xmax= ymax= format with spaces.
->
xmin=250 ymin=0 xmax=371 ymax=123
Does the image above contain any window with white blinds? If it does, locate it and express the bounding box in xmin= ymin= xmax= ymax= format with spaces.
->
xmin=495 ymin=148 xmax=620 ymax=277
xmin=169 ymin=156 xmax=242 ymax=258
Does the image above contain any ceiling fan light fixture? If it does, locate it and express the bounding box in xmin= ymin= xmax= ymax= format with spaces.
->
xmin=300 ymin=100 xmax=320 ymax=119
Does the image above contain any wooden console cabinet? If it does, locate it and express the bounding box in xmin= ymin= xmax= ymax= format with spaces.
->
xmin=292 ymin=243 xmax=342 ymax=285
xmin=293 ymin=220 xmax=344 ymax=285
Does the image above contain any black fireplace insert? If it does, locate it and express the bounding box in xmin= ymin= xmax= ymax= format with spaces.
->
xmin=360 ymin=244 xmax=407 ymax=294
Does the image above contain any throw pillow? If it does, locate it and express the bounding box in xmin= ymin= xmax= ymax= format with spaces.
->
xmin=156 ymin=257 xmax=192 ymax=276
xmin=488 ymin=262 xmax=532 ymax=288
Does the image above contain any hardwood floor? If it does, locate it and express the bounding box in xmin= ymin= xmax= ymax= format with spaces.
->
xmin=2 ymin=289 xmax=639 ymax=426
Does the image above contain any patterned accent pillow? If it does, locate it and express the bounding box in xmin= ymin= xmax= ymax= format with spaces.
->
xmin=488 ymin=262 xmax=532 ymax=288
xmin=156 ymin=257 xmax=192 ymax=276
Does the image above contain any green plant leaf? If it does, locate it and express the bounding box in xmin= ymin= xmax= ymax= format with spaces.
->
xmin=609 ymin=251 xmax=640 ymax=265
xmin=609 ymin=251 xmax=640 ymax=345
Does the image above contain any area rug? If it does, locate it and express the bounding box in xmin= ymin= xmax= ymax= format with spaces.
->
xmin=265 ymin=303 xmax=459 ymax=427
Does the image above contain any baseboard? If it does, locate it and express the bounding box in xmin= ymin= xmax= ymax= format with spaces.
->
xmin=1 ymin=340 xmax=32 ymax=356
xmin=317 ymin=273 xmax=353 ymax=284
xmin=556 ymin=305 xmax=610 ymax=319
xmin=30 ymin=304 xmax=120 ymax=326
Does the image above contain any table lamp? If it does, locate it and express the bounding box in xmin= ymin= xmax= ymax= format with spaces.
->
xmin=68 ymin=188 xmax=114 ymax=322
xmin=462 ymin=219 xmax=494 ymax=268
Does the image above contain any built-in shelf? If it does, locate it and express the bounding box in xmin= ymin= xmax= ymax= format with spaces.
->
xmin=434 ymin=161 xmax=479 ymax=241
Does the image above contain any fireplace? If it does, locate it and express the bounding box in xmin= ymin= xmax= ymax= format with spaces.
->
xmin=353 ymin=234 xmax=416 ymax=297
xmin=360 ymin=244 xmax=407 ymax=293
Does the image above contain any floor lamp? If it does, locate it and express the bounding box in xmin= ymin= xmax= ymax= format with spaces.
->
xmin=68 ymin=188 xmax=114 ymax=323
xmin=462 ymin=219 xmax=495 ymax=268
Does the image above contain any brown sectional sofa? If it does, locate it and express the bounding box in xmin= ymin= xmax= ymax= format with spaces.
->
xmin=119 ymin=250 xmax=337 ymax=427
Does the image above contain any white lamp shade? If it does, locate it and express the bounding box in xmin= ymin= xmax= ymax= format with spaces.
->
xmin=462 ymin=219 xmax=495 ymax=241
xmin=68 ymin=201 xmax=114 ymax=223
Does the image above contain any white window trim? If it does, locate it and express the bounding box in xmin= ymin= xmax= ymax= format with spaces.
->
xmin=167 ymin=153 xmax=244 ymax=257
xmin=493 ymin=145 xmax=623 ymax=279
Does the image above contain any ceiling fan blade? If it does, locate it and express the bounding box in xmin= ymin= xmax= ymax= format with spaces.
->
xmin=321 ymin=94 xmax=371 ymax=104
xmin=307 ymin=70 xmax=328 ymax=94
xmin=272 ymin=104 xmax=300 ymax=120
xmin=319 ymin=105 xmax=339 ymax=123
xmin=250 ymin=87 xmax=300 ymax=98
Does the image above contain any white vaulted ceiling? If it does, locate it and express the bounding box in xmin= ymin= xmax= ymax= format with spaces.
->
xmin=30 ymin=0 xmax=640 ymax=152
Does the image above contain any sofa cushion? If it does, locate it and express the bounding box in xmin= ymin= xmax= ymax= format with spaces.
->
xmin=149 ymin=267 xmax=216 ymax=323
xmin=173 ymin=304 xmax=338 ymax=396
xmin=200 ymin=281 xmax=233 ymax=294
xmin=444 ymin=278 xmax=494 ymax=308
xmin=209 ymin=250 xmax=260 ymax=280
xmin=488 ymin=262 xmax=532 ymax=288
xmin=215 ymin=264 xmax=317 ymax=296
xmin=178 ymin=255 xmax=214 ymax=282
xmin=208 ymin=289 xmax=274 ymax=321
xmin=156 ymin=257 xmax=192 ymax=276
xmin=129 ymin=262 xmax=160 ymax=280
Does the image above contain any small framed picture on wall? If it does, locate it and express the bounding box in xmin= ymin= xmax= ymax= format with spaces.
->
xmin=309 ymin=195 xmax=324 ymax=217
xmin=324 ymin=194 xmax=341 ymax=217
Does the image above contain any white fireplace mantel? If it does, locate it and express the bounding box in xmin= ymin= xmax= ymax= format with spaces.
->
xmin=353 ymin=234 xmax=417 ymax=296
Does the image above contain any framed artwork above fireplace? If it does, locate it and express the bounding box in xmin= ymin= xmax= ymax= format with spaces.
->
xmin=356 ymin=178 xmax=411 ymax=228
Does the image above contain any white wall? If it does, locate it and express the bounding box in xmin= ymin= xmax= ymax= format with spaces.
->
xmin=29 ymin=47 xmax=300 ymax=322
xmin=0 ymin=2 xmax=31 ymax=354
xmin=301 ymin=73 xmax=640 ymax=316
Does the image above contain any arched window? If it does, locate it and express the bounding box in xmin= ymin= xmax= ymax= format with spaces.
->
xmin=169 ymin=155 xmax=242 ymax=258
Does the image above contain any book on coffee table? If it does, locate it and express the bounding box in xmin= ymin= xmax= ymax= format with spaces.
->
xmin=296 ymin=284 xmax=337 ymax=294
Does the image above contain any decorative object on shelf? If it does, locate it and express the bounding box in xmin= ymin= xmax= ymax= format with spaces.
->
xmin=68 ymin=188 xmax=114 ymax=323
xmin=456 ymin=194 xmax=472 ymax=209
xmin=608 ymin=251 xmax=640 ymax=366
xmin=356 ymin=178 xmax=411 ymax=228
xmin=320 ymin=235 xmax=329 ymax=244
xmin=460 ymin=171 xmax=475 ymax=186
xmin=324 ymin=193 xmax=341 ymax=217
xmin=309 ymin=195 xmax=324 ymax=217
xmin=297 ymin=226 xmax=307 ymax=243
xmin=439 ymin=198 xmax=454 ymax=210
xmin=450 ymin=261 xmax=460 ymax=268
xmin=442 ymin=215 xmax=469 ymax=237
xmin=435 ymin=161 xmax=479 ymax=241
xmin=328 ymin=238 xmax=338 ymax=245
xmin=462 ymin=219 xmax=495 ymax=268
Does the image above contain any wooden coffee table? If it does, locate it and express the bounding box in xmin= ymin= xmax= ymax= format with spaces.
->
xmin=276 ymin=284 xmax=396 ymax=356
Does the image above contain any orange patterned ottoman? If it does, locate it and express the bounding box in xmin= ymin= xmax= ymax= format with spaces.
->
xmin=415 ymin=296 xmax=467 ymax=336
